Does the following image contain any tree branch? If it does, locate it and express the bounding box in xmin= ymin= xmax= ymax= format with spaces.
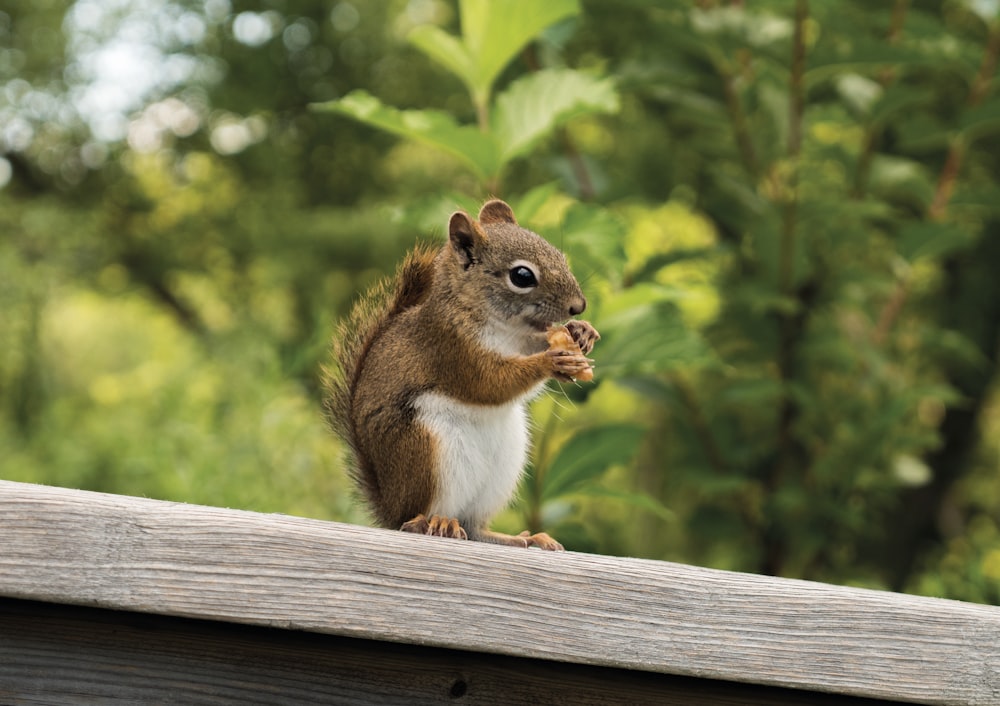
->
xmin=875 ymin=18 xmax=1000 ymax=346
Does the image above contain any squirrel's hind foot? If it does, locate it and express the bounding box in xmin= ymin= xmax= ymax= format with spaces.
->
xmin=518 ymin=530 xmax=564 ymax=551
xmin=400 ymin=514 xmax=469 ymax=540
xmin=468 ymin=528 xmax=565 ymax=551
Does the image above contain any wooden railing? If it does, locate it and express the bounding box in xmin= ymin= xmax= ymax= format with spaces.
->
xmin=1 ymin=479 xmax=998 ymax=704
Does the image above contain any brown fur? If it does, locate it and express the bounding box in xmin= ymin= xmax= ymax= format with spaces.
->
xmin=324 ymin=200 xmax=598 ymax=545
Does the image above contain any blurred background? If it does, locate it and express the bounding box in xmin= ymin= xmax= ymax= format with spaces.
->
xmin=2 ymin=0 xmax=999 ymax=603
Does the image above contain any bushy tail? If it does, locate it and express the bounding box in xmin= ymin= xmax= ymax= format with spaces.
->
xmin=322 ymin=244 xmax=437 ymax=501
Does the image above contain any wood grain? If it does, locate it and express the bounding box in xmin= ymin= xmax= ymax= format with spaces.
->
xmin=1 ymin=480 xmax=998 ymax=705
xmin=0 ymin=598 xmax=898 ymax=705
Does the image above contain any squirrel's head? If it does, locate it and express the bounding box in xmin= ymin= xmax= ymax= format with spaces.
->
xmin=443 ymin=199 xmax=586 ymax=349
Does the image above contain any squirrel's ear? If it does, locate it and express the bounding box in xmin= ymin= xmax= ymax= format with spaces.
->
xmin=478 ymin=199 xmax=517 ymax=225
xmin=448 ymin=210 xmax=487 ymax=269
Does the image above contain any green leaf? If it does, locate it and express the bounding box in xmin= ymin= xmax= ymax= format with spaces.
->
xmin=459 ymin=0 xmax=580 ymax=100
xmin=409 ymin=0 xmax=580 ymax=105
xmin=896 ymin=114 xmax=950 ymax=153
xmin=311 ymin=90 xmax=500 ymax=179
xmin=689 ymin=6 xmax=793 ymax=48
xmin=627 ymin=247 xmax=720 ymax=286
xmin=868 ymin=155 xmax=934 ymax=208
xmin=898 ymin=222 xmax=974 ymax=262
xmin=492 ymin=69 xmax=618 ymax=163
xmin=542 ymin=423 xmax=646 ymax=501
xmin=511 ymin=181 xmax=561 ymax=223
xmin=596 ymin=287 xmax=713 ymax=375
xmin=965 ymin=0 xmax=1000 ymax=23
xmin=804 ymin=36 xmax=940 ymax=87
xmin=717 ymin=378 xmax=785 ymax=408
xmin=961 ymin=97 xmax=1000 ymax=143
xmin=407 ymin=25 xmax=476 ymax=91
xmin=836 ymin=74 xmax=882 ymax=118
xmin=570 ymin=486 xmax=676 ymax=521
xmin=556 ymin=202 xmax=628 ymax=285
xmin=868 ymin=85 xmax=934 ymax=128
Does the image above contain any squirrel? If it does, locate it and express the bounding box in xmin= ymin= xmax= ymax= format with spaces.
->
xmin=324 ymin=199 xmax=599 ymax=551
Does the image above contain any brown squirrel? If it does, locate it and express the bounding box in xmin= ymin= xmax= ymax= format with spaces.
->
xmin=325 ymin=199 xmax=599 ymax=550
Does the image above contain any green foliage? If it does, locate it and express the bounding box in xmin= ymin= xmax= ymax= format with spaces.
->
xmin=408 ymin=0 xmax=580 ymax=109
xmin=316 ymin=90 xmax=499 ymax=179
xmin=313 ymin=69 xmax=617 ymax=184
xmin=3 ymin=0 xmax=1000 ymax=606
xmin=546 ymin=424 xmax=645 ymax=500
xmin=312 ymin=0 xmax=617 ymax=188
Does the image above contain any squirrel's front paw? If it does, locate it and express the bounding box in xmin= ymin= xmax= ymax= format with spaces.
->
xmin=547 ymin=348 xmax=593 ymax=382
xmin=400 ymin=514 xmax=468 ymax=540
xmin=546 ymin=326 xmax=595 ymax=382
xmin=564 ymin=320 xmax=600 ymax=355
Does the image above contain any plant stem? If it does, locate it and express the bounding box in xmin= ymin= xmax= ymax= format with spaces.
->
xmin=474 ymin=91 xmax=490 ymax=133
xmin=887 ymin=0 xmax=909 ymax=44
xmin=720 ymin=64 xmax=759 ymax=180
xmin=876 ymin=19 xmax=1000 ymax=345
xmin=560 ymin=133 xmax=596 ymax=201
xmin=521 ymin=44 xmax=598 ymax=200
xmin=853 ymin=0 xmax=909 ymax=199
xmin=927 ymin=21 xmax=999 ymax=220
xmin=778 ymin=0 xmax=806 ymax=296
xmin=671 ymin=373 xmax=728 ymax=473
xmin=763 ymin=0 xmax=809 ymax=578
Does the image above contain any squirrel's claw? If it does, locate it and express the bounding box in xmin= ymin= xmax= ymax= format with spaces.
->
xmin=400 ymin=514 xmax=468 ymax=540
xmin=546 ymin=323 xmax=597 ymax=381
xmin=517 ymin=530 xmax=564 ymax=551
xmin=546 ymin=348 xmax=593 ymax=380
xmin=565 ymin=320 xmax=600 ymax=355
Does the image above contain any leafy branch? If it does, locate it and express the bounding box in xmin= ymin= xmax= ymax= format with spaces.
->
xmin=874 ymin=14 xmax=1000 ymax=345
xmin=311 ymin=0 xmax=618 ymax=193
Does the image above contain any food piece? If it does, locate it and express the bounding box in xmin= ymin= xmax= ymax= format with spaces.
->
xmin=546 ymin=325 xmax=594 ymax=382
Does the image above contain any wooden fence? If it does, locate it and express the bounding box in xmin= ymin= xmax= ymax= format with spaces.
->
xmin=1 ymin=479 xmax=998 ymax=704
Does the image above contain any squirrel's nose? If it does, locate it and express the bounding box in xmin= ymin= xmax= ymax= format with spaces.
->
xmin=568 ymin=297 xmax=586 ymax=317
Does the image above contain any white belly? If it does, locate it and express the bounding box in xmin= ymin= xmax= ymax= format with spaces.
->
xmin=414 ymin=390 xmax=538 ymax=527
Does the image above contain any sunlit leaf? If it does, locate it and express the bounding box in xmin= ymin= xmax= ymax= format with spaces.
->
xmin=965 ymin=0 xmax=1000 ymax=23
xmin=836 ymin=74 xmax=882 ymax=117
xmin=556 ymin=202 xmax=628 ymax=285
xmin=407 ymin=25 xmax=475 ymax=91
xmin=868 ymin=155 xmax=935 ymax=208
xmin=311 ymin=90 xmax=500 ymax=179
xmin=893 ymin=455 xmax=933 ymax=487
xmin=493 ymin=69 xmax=619 ymax=163
xmin=511 ymin=181 xmax=561 ymax=223
xmin=690 ymin=6 xmax=793 ymax=48
xmin=459 ymin=0 xmax=580 ymax=101
xmin=597 ymin=292 xmax=713 ymax=375
xmin=408 ymin=0 xmax=580 ymax=105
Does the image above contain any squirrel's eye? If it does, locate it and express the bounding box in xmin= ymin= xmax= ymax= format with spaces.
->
xmin=508 ymin=265 xmax=538 ymax=290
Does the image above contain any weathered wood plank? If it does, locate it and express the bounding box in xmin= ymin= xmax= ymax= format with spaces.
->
xmin=1 ymin=480 xmax=998 ymax=705
xmin=0 ymin=598 xmax=898 ymax=705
